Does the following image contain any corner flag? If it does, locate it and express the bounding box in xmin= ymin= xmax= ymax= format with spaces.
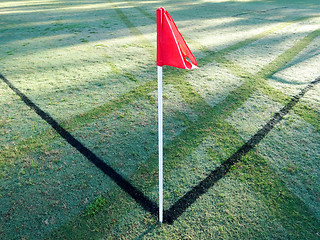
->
xmin=157 ymin=7 xmax=197 ymax=69
xmin=156 ymin=7 xmax=197 ymax=223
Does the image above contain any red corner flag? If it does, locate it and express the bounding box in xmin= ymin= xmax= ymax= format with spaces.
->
xmin=157 ymin=7 xmax=198 ymax=223
xmin=157 ymin=7 xmax=197 ymax=69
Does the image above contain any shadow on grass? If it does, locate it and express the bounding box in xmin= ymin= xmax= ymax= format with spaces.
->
xmin=163 ymin=76 xmax=320 ymax=224
xmin=1 ymin=71 xmax=319 ymax=225
xmin=1 ymin=0 xmax=316 ymax=57
xmin=0 ymin=73 xmax=158 ymax=217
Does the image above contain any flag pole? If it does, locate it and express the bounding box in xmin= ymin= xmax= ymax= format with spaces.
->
xmin=158 ymin=65 xmax=163 ymax=223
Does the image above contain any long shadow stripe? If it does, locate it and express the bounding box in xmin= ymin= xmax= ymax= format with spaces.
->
xmin=164 ymin=76 xmax=320 ymax=224
xmin=0 ymin=73 xmax=158 ymax=216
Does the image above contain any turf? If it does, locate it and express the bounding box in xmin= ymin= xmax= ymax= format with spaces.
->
xmin=0 ymin=0 xmax=320 ymax=239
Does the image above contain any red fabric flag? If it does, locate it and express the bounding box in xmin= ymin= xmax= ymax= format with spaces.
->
xmin=157 ymin=7 xmax=197 ymax=70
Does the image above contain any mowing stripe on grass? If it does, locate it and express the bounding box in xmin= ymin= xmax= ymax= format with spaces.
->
xmin=0 ymin=73 xmax=158 ymax=217
xmin=117 ymin=1 xmax=320 ymax=121
xmin=48 ymin=186 xmax=146 ymax=240
xmin=109 ymin=0 xmax=155 ymax=58
xmin=1 ymin=6 xmax=296 ymax=166
xmin=153 ymin=24 xmax=320 ymax=225
xmin=259 ymin=82 xmax=320 ymax=131
xmin=50 ymin=9 xmax=320 ymax=236
xmin=0 ymin=79 xmax=157 ymax=168
xmin=214 ymin=16 xmax=314 ymax=57
xmin=52 ymin=11 xmax=320 ymax=229
xmin=48 ymin=73 xmax=319 ymax=237
xmin=210 ymin=120 xmax=320 ymax=240
xmin=208 ymin=28 xmax=320 ymax=131
xmin=129 ymin=2 xmax=156 ymax=22
xmin=156 ymin=38 xmax=320 ymax=231
xmin=1 ymin=9 xmax=318 ymax=236
xmin=255 ymin=27 xmax=320 ymax=131
xmin=2 ymin=2 xmax=319 ymax=238
xmin=125 ymin=0 xmax=320 ymax=132
xmin=2 ymin=9 xmax=314 ymax=166
xmin=129 ymin=0 xmax=317 ymax=59
xmin=163 ymin=27 xmax=320 ymax=227
xmin=164 ymin=76 xmax=320 ymax=224
xmin=256 ymin=28 xmax=320 ymax=79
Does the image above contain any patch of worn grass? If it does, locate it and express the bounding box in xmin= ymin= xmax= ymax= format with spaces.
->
xmin=85 ymin=195 xmax=108 ymax=216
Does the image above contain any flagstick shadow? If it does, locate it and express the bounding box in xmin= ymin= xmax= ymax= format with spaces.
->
xmin=163 ymin=76 xmax=320 ymax=224
xmin=0 ymin=73 xmax=158 ymax=217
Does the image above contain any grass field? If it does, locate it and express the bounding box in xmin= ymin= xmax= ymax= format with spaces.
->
xmin=1 ymin=0 xmax=320 ymax=239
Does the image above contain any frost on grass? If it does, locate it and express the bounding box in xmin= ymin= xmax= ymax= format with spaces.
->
xmin=146 ymin=177 xmax=289 ymax=240
xmin=157 ymin=1 xmax=285 ymax=53
xmin=227 ymin=91 xmax=320 ymax=220
xmin=268 ymin=34 xmax=320 ymax=110
xmin=226 ymin=17 xmax=320 ymax=75
xmin=0 ymin=0 xmax=154 ymax=137
xmin=0 ymin=82 xmax=50 ymax=149
xmin=69 ymin=96 xmax=191 ymax=179
xmin=149 ymin=84 xmax=198 ymax=123
xmin=160 ymin=134 xmax=221 ymax=209
xmin=258 ymin=114 xmax=320 ymax=220
xmin=0 ymin=139 xmax=116 ymax=240
xmin=1 ymin=0 xmax=320 ymax=239
xmin=2 ymin=34 xmax=153 ymax=121
xmin=70 ymin=99 xmax=158 ymax=178
xmin=0 ymin=99 xmax=162 ymax=239
xmin=226 ymin=91 xmax=283 ymax=141
xmin=186 ymin=61 xmax=243 ymax=107
xmin=109 ymin=135 xmax=289 ymax=239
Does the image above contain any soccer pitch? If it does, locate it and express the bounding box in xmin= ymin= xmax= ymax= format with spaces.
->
xmin=0 ymin=0 xmax=319 ymax=239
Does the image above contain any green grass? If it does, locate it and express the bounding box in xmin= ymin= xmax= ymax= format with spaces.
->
xmin=1 ymin=0 xmax=320 ymax=239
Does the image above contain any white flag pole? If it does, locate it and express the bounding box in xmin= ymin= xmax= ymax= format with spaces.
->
xmin=158 ymin=65 xmax=163 ymax=223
